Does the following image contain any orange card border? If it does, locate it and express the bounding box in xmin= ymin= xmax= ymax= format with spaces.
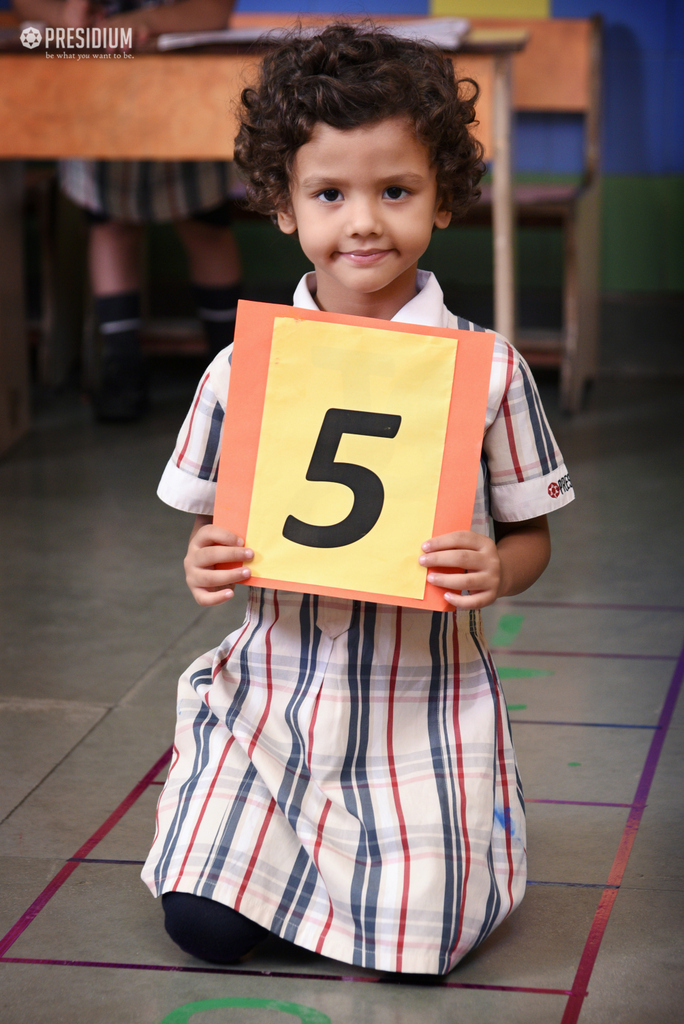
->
xmin=214 ymin=299 xmax=494 ymax=611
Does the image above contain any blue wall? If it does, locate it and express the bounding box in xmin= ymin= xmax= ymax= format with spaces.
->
xmin=231 ymin=0 xmax=684 ymax=176
xmin=553 ymin=0 xmax=684 ymax=175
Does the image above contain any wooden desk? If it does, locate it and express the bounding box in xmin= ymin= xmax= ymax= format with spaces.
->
xmin=0 ymin=22 xmax=526 ymax=453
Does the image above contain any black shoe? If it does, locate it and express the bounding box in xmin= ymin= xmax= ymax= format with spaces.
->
xmin=93 ymin=351 xmax=149 ymax=422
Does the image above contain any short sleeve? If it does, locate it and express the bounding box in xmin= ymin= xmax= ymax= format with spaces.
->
xmin=484 ymin=341 xmax=575 ymax=522
xmin=156 ymin=349 xmax=231 ymax=515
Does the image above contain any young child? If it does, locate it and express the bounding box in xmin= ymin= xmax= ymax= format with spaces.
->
xmin=142 ymin=23 xmax=574 ymax=976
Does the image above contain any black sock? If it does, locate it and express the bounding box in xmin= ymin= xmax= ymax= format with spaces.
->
xmin=193 ymin=283 xmax=242 ymax=359
xmin=93 ymin=291 xmax=147 ymax=420
xmin=162 ymin=891 xmax=268 ymax=964
xmin=95 ymin=291 xmax=142 ymax=362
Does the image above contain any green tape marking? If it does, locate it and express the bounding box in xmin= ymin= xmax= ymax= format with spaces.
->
xmin=506 ymin=703 xmax=528 ymax=711
xmin=159 ymin=998 xmax=331 ymax=1023
xmin=568 ymin=762 xmax=581 ymax=767
xmin=498 ymin=667 xmax=553 ymax=679
xmin=491 ymin=614 xmax=525 ymax=647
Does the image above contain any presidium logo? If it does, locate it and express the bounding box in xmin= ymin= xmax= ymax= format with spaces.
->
xmin=20 ymin=23 xmax=133 ymax=56
xmin=20 ymin=25 xmax=41 ymax=48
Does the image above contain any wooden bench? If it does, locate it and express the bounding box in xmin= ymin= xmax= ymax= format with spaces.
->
xmin=460 ymin=15 xmax=602 ymax=411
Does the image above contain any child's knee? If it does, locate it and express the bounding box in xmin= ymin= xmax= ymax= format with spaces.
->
xmin=161 ymin=891 xmax=268 ymax=964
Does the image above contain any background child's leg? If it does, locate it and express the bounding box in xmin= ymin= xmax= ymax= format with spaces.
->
xmin=89 ymin=219 xmax=148 ymax=421
xmin=161 ymin=892 xmax=268 ymax=964
xmin=175 ymin=217 xmax=242 ymax=359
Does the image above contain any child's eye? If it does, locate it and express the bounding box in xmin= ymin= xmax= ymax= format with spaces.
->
xmin=384 ymin=186 xmax=408 ymax=200
xmin=318 ymin=189 xmax=342 ymax=203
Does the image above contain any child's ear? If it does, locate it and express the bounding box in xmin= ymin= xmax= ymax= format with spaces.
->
xmin=434 ymin=206 xmax=452 ymax=230
xmin=277 ymin=208 xmax=298 ymax=234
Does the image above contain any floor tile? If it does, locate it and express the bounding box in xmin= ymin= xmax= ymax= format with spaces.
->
xmin=0 ymin=961 xmax=568 ymax=1024
xmin=0 ymin=707 xmax=174 ymax=859
xmin=484 ymin=605 xmax=683 ymax=658
xmin=503 ymin=659 xmax=672 ymax=729
xmin=6 ymin=858 xmax=596 ymax=995
xmin=618 ymin=725 xmax=684 ymax=893
xmin=577 ymin=888 xmax=684 ymax=1024
xmin=524 ymin=803 xmax=628 ymax=885
xmin=511 ymin=723 xmax=651 ymax=804
xmin=0 ymin=698 xmax=108 ymax=821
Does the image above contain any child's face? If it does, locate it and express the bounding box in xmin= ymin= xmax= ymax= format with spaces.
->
xmin=277 ymin=117 xmax=451 ymax=320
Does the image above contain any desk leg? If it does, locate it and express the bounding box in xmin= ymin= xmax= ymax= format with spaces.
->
xmin=492 ymin=53 xmax=516 ymax=345
xmin=0 ymin=161 xmax=29 ymax=456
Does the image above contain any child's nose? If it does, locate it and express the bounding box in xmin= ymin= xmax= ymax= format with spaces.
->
xmin=345 ymin=197 xmax=382 ymax=236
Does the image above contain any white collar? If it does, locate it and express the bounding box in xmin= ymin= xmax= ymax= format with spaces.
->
xmin=291 ymin=270 xmax=450 ymax=330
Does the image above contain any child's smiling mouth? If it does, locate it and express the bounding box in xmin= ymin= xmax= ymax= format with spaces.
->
xmin=338 ymin=249 xmax=394 ymax=265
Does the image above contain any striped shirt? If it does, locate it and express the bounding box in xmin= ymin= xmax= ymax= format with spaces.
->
xmin=142 ymin=271 xmax=573 ymax=974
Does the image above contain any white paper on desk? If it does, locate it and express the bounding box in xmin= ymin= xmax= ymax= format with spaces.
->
xmin=157 ymin=17 xmax=470 ymax=53
xmin=382 ymin=18 xmax=470 ymax=50
xmin=157 ymin=27 xmax=289 ymax=50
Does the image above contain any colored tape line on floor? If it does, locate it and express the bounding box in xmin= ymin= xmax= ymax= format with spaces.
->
xmin=159 ymin=997 xmax=331 ymax=1023
xmin=490 ymin=614 xmax=525 ymax=647
xmin=499 ymin=667 xmax=553 ymax=679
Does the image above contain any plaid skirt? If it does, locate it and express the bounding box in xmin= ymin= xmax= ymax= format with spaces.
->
xmin=142 ymin=588 xmax=526 ymax=975
xmin=59 ymin=159 xmax=233 ymax=223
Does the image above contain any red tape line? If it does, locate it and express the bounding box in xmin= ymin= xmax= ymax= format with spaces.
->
xmin=560 ymin=639 xmax=684 ymax=1024
xmin=0 ymin=747 xmax=172 ymax=957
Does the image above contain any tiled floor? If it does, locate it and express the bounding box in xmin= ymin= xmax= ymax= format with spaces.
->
xmin=1 ymin=365 xmax=682 ymax=1024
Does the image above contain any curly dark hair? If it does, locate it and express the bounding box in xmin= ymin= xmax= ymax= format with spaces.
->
xmin=233 ymin=23 xmax=485 ymax=219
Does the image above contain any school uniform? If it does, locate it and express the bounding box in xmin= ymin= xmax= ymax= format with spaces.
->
xmin=59 ymin=158 xmax=233 ymax=224
xmin=58 ymin=0 xmax=232 ymax=224
xmin=142 ymin=270 xmax=574 ymax=975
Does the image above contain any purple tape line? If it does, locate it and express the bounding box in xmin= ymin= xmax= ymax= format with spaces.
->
xmin=526 ymin=881 xmax=619 ymax=889
xmin=526 ymin=798 xmax=632 ymax=808
xmin=560 ymin=637 xmax=684 ymax=1024
xmin=68 ymin=858 xmax=146 ymax=866
xmin=65 ymin=859 xmax=622 ymax=890
xmin=510 ymin=720 xmax=657 ymax=729
xmin=491 ymin=648 xmax=676 ymax=661
xmin=504 ymin=599 xmax=684 ymax=613
xmin=0 ymin=747 xmax=173 ymax=957
xmin=0 ymin=957 xmax=572 ymax=995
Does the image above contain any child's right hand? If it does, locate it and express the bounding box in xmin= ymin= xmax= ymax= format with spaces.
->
xmin=183 ymin=516 xmax=253 ymax=606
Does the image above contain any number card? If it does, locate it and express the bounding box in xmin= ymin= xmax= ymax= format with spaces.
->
xmin=214 ymin=300 xmax=494 ymax=611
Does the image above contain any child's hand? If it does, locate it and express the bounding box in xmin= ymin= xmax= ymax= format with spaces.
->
xmin=62 ymin=0 xmax=91 ymax=29
xmin=419 ymin=530 xmax=501 ymax=609
xmin=184 ymin=518 xmax=253 ymax=606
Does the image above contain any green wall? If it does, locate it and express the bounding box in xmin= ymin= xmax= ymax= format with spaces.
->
xmin=601 ymin=176 xmax=684 ymax=293
xmin=147 ymin=177 xmax=683 ymax=302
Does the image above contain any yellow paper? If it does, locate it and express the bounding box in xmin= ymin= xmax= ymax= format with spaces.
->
xmin=246 ymin=318 xmax=457 ymax=599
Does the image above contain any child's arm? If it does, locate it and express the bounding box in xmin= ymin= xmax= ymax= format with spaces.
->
xmin=12 ymin=0 xmax=89 ymax=29
xmin=102 ymin=0 xmax=233 ymax=40
xmin=419 ymin=515 xmax=550 ymax=610
xmin=13 ymin=0 xmax=234 ymax=40
xmin=184 ymin=514 xmax=253 ymax=606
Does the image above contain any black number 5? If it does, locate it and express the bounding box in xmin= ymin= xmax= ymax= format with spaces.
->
xmin=283 ymin=408 xmax=401 ymax=548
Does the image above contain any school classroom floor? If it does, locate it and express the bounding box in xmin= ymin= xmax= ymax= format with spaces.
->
xmin=1 ymin=359 xmax=682 ymax=1024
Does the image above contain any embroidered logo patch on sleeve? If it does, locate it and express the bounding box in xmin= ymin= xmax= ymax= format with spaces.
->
xmin=214 ymin=301 xmax=494 ymax=611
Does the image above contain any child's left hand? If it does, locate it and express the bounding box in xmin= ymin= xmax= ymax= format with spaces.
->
xmin=419 ymin=530 xmax=501 ymax=609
